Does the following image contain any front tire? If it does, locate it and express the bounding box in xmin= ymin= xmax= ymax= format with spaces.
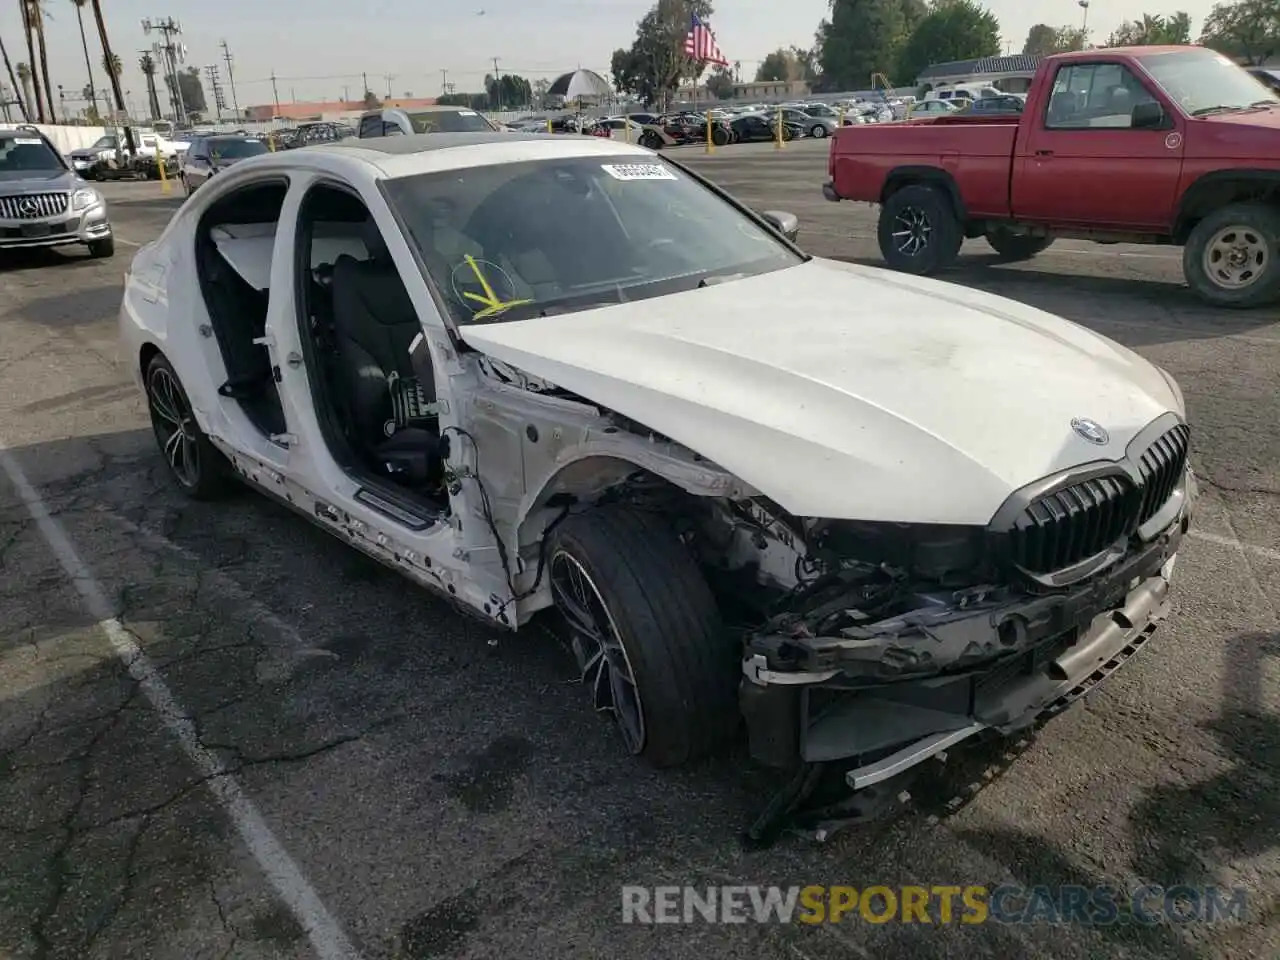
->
xmin=985 ymin=227 xmax=1054 ymax=261
xmin=145 ymin=353 xmax=235 ymax=500
xmin=549 ymin=504 xmax=738 ymax=767
xmin=1183 ymin=202 xmax=1280 ymax=308
xmin=812 ymin=124 xmax=828 ymax=139
xmin=878 ymin=184 xmax=963 ymax=275
xmin=639 ymin=131 xmax=662 ymax=150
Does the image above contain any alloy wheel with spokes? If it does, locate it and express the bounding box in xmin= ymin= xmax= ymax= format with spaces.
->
xmin=551 ymin=550 xmax=646 ymax=754
xmin=546 ymin=504 xmax=738 ymax=768
xmin=144 ymin=354 xmax=233 ymax=500
xmin=149 ymin=365 xmax=201 ymax=488
xmin=892 ymin=206 xmax=932 ymax=257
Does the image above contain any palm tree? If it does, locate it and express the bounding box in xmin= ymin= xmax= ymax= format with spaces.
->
xmin=89 ymin=0 xmax=133 ymax=149
xmin=1 ymin=32 xmax=27 ymax=119
xmin=102 ymin=52 xmax=119 ymax=77
xmin=70 ymin=0 xmax=98 ymax=119
xmin=25 ymin=0 xmax=56 ymax=122
xmin=18 ymin=0 xmax=42 ymax=120
xmin=138 ymin=52 xmax=159 ymax=119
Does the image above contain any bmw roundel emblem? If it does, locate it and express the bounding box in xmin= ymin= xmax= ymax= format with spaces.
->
xmin=1071 ymin=417 xmax=1109 ymax=445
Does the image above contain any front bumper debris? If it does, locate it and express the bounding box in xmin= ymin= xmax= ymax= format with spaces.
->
xmin=740 ymin=514 xmax=1187 ymax=789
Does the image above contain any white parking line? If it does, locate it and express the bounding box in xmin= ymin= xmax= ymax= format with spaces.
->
xmin=114 ymin=237 xmax=141 ymax=248
xmin=0 ymin=443 xmax=362 ymax=960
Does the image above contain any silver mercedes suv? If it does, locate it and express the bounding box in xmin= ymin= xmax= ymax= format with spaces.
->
xmin=0 ymin=126 xmax=114 ymax=259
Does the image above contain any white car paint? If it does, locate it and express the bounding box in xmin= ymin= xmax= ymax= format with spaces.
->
xmin=118 ymin=133 xmax=1186 ymax=616
xmin=460 ymin=257 xmax=1181 ymax=524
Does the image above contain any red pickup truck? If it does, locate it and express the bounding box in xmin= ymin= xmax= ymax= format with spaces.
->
xmin=823 ymin=45 xmax=1280 ymax=308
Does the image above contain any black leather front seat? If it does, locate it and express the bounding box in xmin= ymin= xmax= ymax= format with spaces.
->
xmin=330 ymin=220 xmax=438 ymax=480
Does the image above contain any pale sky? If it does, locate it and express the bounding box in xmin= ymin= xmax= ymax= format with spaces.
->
xmin=0 ymin=0 xmax=1219 ymax=112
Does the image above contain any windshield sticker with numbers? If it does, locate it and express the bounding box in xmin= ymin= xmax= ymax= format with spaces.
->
xmin=601 ymin=163 xmax=677 ymax=181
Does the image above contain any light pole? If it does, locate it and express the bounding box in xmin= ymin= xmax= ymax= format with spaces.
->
xmin=1079 ymin=0 xmax=1091 ymax=45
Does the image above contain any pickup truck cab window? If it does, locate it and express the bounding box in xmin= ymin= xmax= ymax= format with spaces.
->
xmin=1046 ymin=62 xmax=1158 ymax=129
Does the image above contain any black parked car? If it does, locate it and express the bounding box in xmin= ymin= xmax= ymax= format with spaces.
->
xmin=178 ymin=134 xmax=270 ymax=195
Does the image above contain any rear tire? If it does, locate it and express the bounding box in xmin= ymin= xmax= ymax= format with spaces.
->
xmin=812 ymin=124 xmax=828 ymax=138
xmin=549 ymin=504 xmax=739 ymax=768
xmin=87 ymin=237 xmax=115 ymax=259
xmin=985 ymin=227 xmax=1054 ymax=261
xmin=878 ymin=184 xmax=963 ymax=275
xmin=1183 ymin=202 xmax=1280 ymax=308
xmin=145 ymin=353 xmax=236 ymax=501
xmin=711 ymin=126 xmax=729 ymax=147
xmin=639 ymin=131 xmax=662 ymax=150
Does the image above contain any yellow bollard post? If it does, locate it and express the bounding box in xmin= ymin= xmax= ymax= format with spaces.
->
xmin=546 ymin=117 xmax=553 ymax=133
xmin=705 ymin=113 xmax=714 ymax=154
xmin=775 ymin=105 xmax=783 ymax=150
xmin=624 ymin=116 xmax=631 ymax=143
xmin=267 ymin=131 xmax=276 ymax=152
xmin=838 ymin=107 xmax=845 ymax=129
xmin=157 ymin=149 xmax=171 ymax=195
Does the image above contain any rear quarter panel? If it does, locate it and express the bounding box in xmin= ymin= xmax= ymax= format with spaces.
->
xmin=830 ymin=119 xmax=1018 ymax=217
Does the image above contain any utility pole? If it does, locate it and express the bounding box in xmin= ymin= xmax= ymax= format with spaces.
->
xmin=385 ymin=74 xmax=394 ymax=99
xmin=141 ymin=17 xmax=187 ymax=124
xmin=220 ymin=40 xmax=239 ymax=117
xmin=362 ymin=71 xmax=369 ymax=101
xmin=204 ymin=63 xmax=226 ymax=120
xmin=491 ymin=57 xmax=501 ymax=109
xmin=270 ymin=71 xmax=280 ymax=113
xmin=440 ymin=69 xmax=447 ymax=95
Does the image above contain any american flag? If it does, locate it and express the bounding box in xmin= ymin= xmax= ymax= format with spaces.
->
xmin=684 ymin=13 xmax=728 ymax=65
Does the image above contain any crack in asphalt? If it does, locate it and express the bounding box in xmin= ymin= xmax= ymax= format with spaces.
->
xmin=29 ymin=674 xmax=142 ymax=960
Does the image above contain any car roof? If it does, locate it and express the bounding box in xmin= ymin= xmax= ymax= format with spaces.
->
xmin=327 ymin=131 xmax=579 ymax=155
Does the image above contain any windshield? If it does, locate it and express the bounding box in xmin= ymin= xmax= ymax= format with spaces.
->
xmin=209 ymin=138 xmax=268 ymax=160
xmin=406 ymin=109 xmax=494 ymax=133
xmin=0 ymin=135 xmax=64 ymax=173
xmin=89 ymin=136 xmax=117 ymax=150
xmin=384 ymin=155 xmax=803 ymax=326
xmin=1138 ymin=48 xmax=1280 ymax=115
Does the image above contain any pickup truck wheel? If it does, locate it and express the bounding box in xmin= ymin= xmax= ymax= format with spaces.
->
xmin=986 ymin=228 xmax=1054 ymax=261
xmin=549 ymin=503 xmax=738 ymax=768
xmin=879 ymin=184 xmax=962 ymax=275
xmin=1184 ymin=203 xmax=1280 ymax=308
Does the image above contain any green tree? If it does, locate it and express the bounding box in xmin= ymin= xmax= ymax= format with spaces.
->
xmin=610 ymin=0 xmax=714 ymax=108
xmin=485 ymin=73 xmax=532 ymax=109
xmin=437 ymin=91 xmax=488 ymax=109
xmin=898 ymin=0 xmax=1001 ymax=85
xmin=756 ymin=45 xmax=820 ymax=82
xmin=817 ymin=0 xmax=926 ymax=91
xmin=705 ymin=63 xmax=735 ymax=98
xmin=164 ymin=65 xmax=207 ymax=113
xmin=1108 ymin=12 xmax=1192 ymax=45
xmin=1022 ymin=22 xmax=1086 ymax=55
xmin=1200 ymin=0 xmax=1280 ymax=64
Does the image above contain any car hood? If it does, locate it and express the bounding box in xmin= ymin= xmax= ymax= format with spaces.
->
xmin=459 ymin=258 xmax=1180 ymax=524
xmin=0 ymin=170 xmax=76 ymax=187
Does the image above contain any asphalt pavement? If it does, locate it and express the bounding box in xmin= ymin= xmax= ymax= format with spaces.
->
xmin=0 ymin=138 xmax=1277 ymax=960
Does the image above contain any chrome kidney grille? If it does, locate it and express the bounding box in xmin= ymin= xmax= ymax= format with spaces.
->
xmin=1136 ymin=422 xmax=1190 ymax=527
xmin=0 ymin=193 xmax=70 ymax=221
xmin=997 ymin=423 xmax=1190 ymax=582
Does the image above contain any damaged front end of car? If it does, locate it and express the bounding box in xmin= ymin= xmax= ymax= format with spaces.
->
xmin=725 ymin=414 xmax=1195 ymax=840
